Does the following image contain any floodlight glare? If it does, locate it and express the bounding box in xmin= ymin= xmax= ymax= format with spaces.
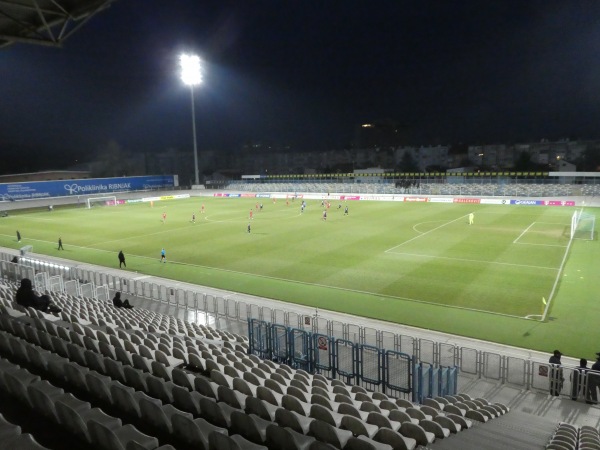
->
xmin=180 ymin=54 xmax=202 ymax=86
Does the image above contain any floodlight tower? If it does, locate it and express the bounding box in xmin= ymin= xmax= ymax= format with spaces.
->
xmin=180 ymin=54 xmax=203 ymax=186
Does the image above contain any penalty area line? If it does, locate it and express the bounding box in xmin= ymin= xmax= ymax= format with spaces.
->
xmin=384 ymin=215 xmax=469 ymax=253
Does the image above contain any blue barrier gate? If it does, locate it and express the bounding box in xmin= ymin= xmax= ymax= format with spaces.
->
xmin=335 ymin=339 xmax=358 ymax=385
xmin=290 ymin=328 xmax=311 ymax=371
xmin=384 ymin=350 xmax=413 ymax=397
xmin=248 ymin=319 xmax=271 ymax=360
xmin=359 ymin=345 xmax=383 ymax=392
xmin=313 ymin=333 xmax=335 ymax=379
xmin=271 ymin=324 xmax=288 ymax=363
xmin=248 ymin=319 xmax=423 ymax=397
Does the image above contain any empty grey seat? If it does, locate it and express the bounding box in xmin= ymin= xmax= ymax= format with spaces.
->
xmin=208 ymin=432 xmax=268 ymax=450
xmin=275 ymin=408 xmax=315 ymax=435
xmin=88 ymin=419 xmax=159 ymax=450
xmin=345 ymin=436 xmax=393 ymax=450
xmin=399 ymin=422 xmax=435 ymax=446
xmin=245 ymin=396 xmax=281 ymax=421
xmin=266 ymin=423 xmax=316 ymax=450
xmin=373 ymin=428 xmax=417 ymax=450
xmin=231 ymin=411 xmax=271 ymax=445
xmin=172 ymin=414 xmax=227 ymax=450
xmin=309 ymin=419 xmax=353 ymax=449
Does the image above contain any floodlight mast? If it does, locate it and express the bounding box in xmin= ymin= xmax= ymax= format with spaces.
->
xmin=180 ymin=54 xmax=203 ymax=186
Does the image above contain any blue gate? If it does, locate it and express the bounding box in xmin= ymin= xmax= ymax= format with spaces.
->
xmin=271 ymin=324 xmax=288 ymax=363
xmin=313 ymin=333 xmax=335 ymax=379
xmin=290 ymin=328 xmax=311 ymax=371
xmin=384 ymin=350 xmax=413 ymax=397
xmin=335 ymin=339 xmax=358 ymax=384
xmin=359 ymin=345 xmax=383 ymax=392
xmin=248 ymin=319 xmax=271 ymax=360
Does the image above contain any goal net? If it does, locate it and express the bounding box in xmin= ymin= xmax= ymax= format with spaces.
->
xmin=87 ymin=196 xmax=117 ymax=209
xmin=571 ymin=210 xmax=595 ymax=240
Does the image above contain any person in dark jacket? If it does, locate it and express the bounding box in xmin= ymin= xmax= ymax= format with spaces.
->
xmin=15 ymin=278 xmax=50 ymax=312
xmin=112 ymin=292 xmax=133 ymax=309
xmin=549 ymin=350 xmax=564 ymax=396
xmin=571 ymin=358 xmax=590 ymax=401
xmin=118 ymin=250 xmax=126 ymax=268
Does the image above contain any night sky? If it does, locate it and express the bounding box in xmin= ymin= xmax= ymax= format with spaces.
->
xmin=2 ymin=0 xmax=600 ymax=171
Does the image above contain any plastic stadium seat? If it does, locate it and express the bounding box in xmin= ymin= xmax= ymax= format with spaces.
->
xmin=366 ymin=412 xmax=401 ymax=432
xmin=85 ymin=372 xmax=114 ymax=407
xmin=310 ymin=404 xmax=345 ymax=428
xmin=245 ymin=396 xmax=281 ymax=421
xmin=26 ymin=380 xmax=65 ymax=423
xmin=84 ymin=350 xmax=107 ymax=374
xmin=275 ymin=408 xmax=315 ymax=435
xmin=308 ymin=419 xmax=353 ymax=449
xmin=445 ymin=412 xmax=472 ymax=429
xmin=266 ymin=423 xmax=317 ymax=450
xmin=0 ymin=413 xmax=22 ymax=442
xmin=172 ymin=384 xmax=203 ymax=416
xmin=88 ymin=419 xmax=159 ymax=450
xmin=123 ymin=366 xmax=149 ymax=392
xmin=372 ymin=428 xmax=417 ymax=450
xmin=146 ymin=375 xmax=176 ymax=404
xmin=230 ymin=411 xmax=271 ymax=445
xmin=171 ymin=414 xmax=227 ymax=449
xmin=399 ymin=422 xmax=435 ymax=446
xmin=110 ymin=381 xmax=144 ymax=421
xmin=265 ymin=378 xmax=286 ymax=395
xmin=56 ymin=397 xmax=122 ymax=444
xmin=283 ymin=394 xmax=312 ymax=416
xmin=345 ymin=436 xmax=393 ymax=450
xmin=433 ymin=415 xmax=461 ymax=433
xmin=200 ymin=399 xmax=236 ymax=428
xmin=233 ymin=377 xmax=258 ymax=397
xmin=195 ymin=376 xmax=220 ymax=399
xmin=132 ymin=354 xmax=153 ymax=373
xmin=338 ymin=403 xmax=369 ymax=421
xmin=139 ymin=396 xmax=192 ymax=435
xmin=419 ymin=419 xmax=450 ymax=439
xmin=172 ymin=367 xmax=197 ymax=390
xmin=341 ymin=415 xmax=379 ymax=439
xmin=4 ymin=433 xmax=51 ymax=450
xmin=217 ymin=385 xmax=247 ymax=409
xmin=208 ymin=432 xmax=268 ymax=450
xmin=257 ymin=385 xmax=283 ymax=407
xmin=3 ymin=368 xmax=40 ymax=408
xmin=105 ymin=358 xmax=127 ymax=384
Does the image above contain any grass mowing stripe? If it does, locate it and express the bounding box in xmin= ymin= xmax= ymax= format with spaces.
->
xmin=388 ymin=251 xmax=559 ymax=271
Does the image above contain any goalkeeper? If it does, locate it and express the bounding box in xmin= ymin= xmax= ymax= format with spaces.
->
xmin=468 ymin=213 xmax=474 ymax=225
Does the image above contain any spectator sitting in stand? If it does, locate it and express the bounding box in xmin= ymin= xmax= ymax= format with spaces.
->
xmin=112 ymin=292 xmax=133 ymax=309
xmin=15 ymin=278 xmax=60 ymax=314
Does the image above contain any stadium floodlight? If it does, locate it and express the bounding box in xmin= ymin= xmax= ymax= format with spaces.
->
xmin=179 ymin=53 xmax=203 ymax=186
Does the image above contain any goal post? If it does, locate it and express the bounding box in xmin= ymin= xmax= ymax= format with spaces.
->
xmin=571 ymin=209 xmax=595 ymax=241
xmin=86 ymin=196 xmax=117 ymax=209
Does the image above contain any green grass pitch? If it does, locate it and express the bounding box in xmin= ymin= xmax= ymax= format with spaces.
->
xmin=0 ymin=197 xmax=598 ymax=357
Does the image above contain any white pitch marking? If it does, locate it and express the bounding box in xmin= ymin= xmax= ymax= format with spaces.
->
xmin=384 ymin=215 xmax=468 ymax=253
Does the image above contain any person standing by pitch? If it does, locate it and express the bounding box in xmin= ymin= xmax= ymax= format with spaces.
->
xmin=118 ymin=250 xmax=126 ymax=268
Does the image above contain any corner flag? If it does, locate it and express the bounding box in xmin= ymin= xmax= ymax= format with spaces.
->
xmin=542 ymin=297 xmax=547 ymax=305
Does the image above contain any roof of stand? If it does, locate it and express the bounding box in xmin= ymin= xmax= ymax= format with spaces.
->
xmin=0 ymin=0 xmax=116 ymax=48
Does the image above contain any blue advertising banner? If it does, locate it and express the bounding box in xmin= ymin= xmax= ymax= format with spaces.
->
xmin=510 ymin=199 xmax=544 ymax=205
xmin=0 ymin=175 xmax=175 ymax=201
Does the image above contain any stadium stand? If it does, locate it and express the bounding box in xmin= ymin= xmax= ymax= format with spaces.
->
xmin=0 ymin=273 xmax=531 ymax=450
xmin=1 ymin=263 xmax=589 ymax=450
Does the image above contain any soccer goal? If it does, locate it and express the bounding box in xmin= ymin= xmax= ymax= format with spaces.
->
xmin=570 ymin=209 xmax=595 ymax=240
xmin=86 ymin=196 xmax=117 ymax=209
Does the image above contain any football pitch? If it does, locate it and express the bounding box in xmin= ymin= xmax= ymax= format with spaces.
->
xmin=0 ymin=197 xmax=599 ymax=356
